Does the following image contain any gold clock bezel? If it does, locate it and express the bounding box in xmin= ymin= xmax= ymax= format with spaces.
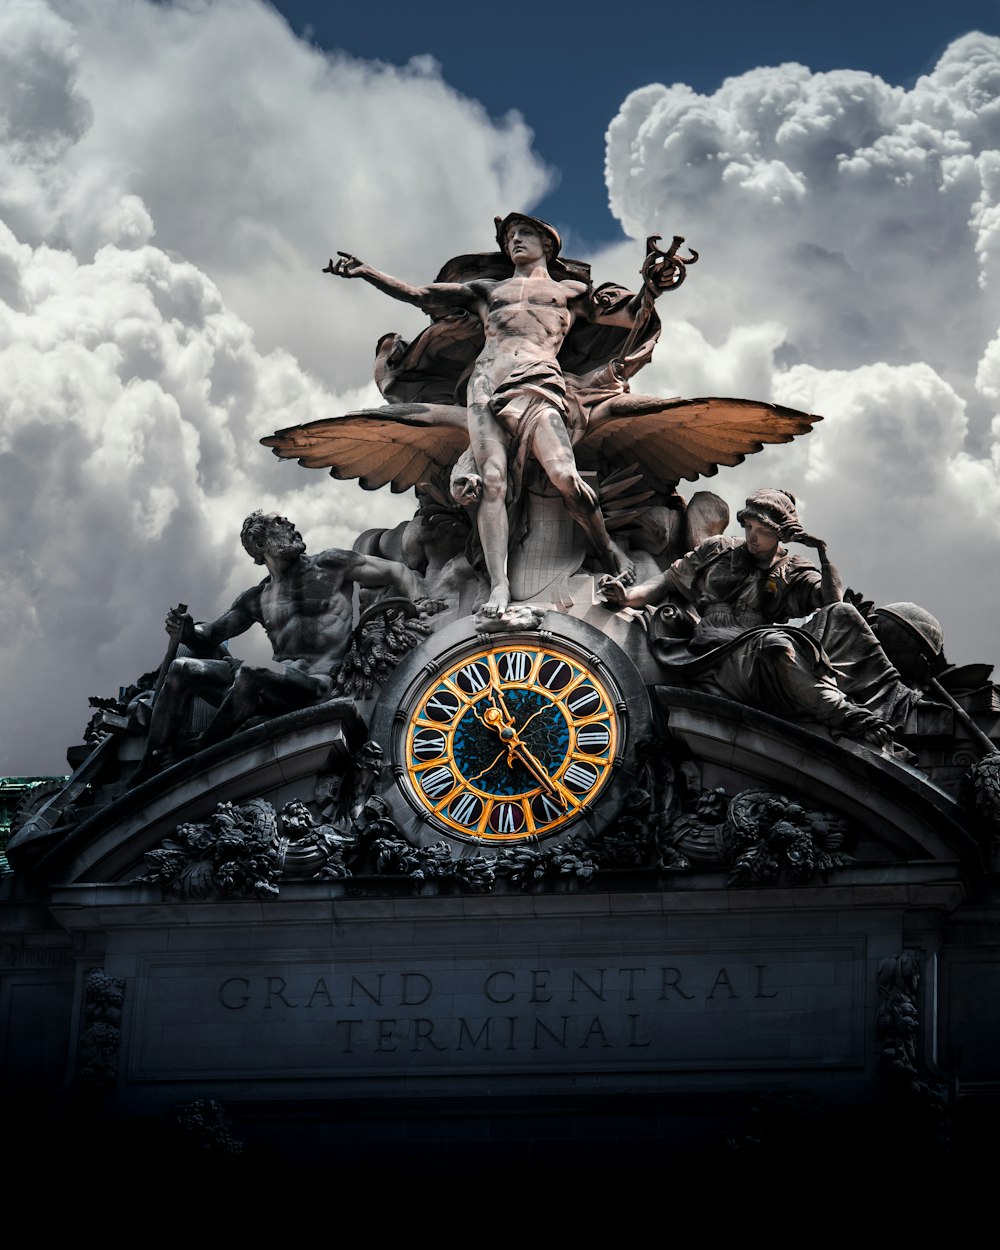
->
xmin=401 ymin=640 xmax=621 ymax=843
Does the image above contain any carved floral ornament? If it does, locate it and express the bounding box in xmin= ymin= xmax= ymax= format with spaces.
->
xmin=135 ymin=735 xmax=857 ymax=899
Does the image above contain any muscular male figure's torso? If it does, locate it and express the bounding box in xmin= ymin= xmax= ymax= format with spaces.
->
xmin=251 ymin=553 xmax=361 ymax=672
xmin=467 ymin=273 xmax=588 ymax=395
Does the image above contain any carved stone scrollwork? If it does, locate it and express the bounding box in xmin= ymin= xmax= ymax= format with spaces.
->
xmin=334 ymin=597 xmax=441 ymax=700
xmin=662 ymin=779 xmax=854 ymax=885
xmin=971 ymin=751 xmax=1000 ymax=827
xmin=877 ymin=952 xmax=920 ymax=1077
xmin=876 ymin=952 xmax=951 ymax=1152
xmin=77 ymin=969 xmax=125 ymax=1090
xmin=171 ymin=1099 xmax=245 ymax=1158
xmin=133 ymin=798 xmax=282 ymax=899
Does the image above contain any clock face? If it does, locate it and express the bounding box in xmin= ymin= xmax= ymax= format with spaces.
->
xmin=401 ymin=641 xmax=621 ymax=843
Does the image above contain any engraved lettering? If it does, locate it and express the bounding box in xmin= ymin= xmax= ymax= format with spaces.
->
xmin=349 ymin=974 xmax=384 ymax=1007
xmin=305 ymin=977 xmax=335 ymax=1009
xmin=401 ymin=973 xmax=433 ymax=1006
xmin=530 ymin=969 xmax=552 ymax=1002
xmin=706 ymin=967 xmax=738 ymax=999
xmin=580 ymin=1016 xmax=612 ymax=1048
xmin=533 ymin=1016 xmax=569 ymax=1049
xmin=755 ymin=964 xmax=778 ymax=999
xmin=620 ymin=967 xmax=645 ymax=1000
xmin=484 ymin=971 xmax=515 ymax=1004
xmin=376 ymin=1019 xmax=399 ymax=1051
xmin=219 ymin=977 xmax=250 ymax=1010
xmin=411 ymin=1018 xmax=447 ymax=1051
xmin=265 ymin=976 xmax=296 ymax=1009
xmin=457 ymin=1018 xmax=493 ymax=1050
xmin=335 ymin=1018 xmax=363 ymax=1052
xmin=569 ymin=969 xmax=606 ymax=1002
xmin=659 ymin=967 xmax=695 ymax=1000
xmin=627 ymin=1014 xmax=652 ymax=1047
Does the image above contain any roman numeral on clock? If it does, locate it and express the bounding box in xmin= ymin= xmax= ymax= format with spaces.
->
xmin=420 ymin=766 xmax=455 ymax=799
xmin=488 ymin=802 xmax=525 ymax=834
xmin=499 ymin=651 xmax=532 ymax=682
xmin=538 ymin=658 xmax=571 ymax=690
xmin=531 ymin=792 xmax=566 ymax=825
xmin=563 ymin=761 xmax=599 ymax=793
xmin=448 ymin=792 xmax=483 ymax=827
xmin=576 ymin=725 xmax=610 ymax=753
xmin=424 ymin=689 xmax=459 ymax=722
xmin=567 ymin=685 xmax=601 ymax=715
xmin=456 ymin=662 xmax=489 ymax=693
xmin=412 ymin=729 xmax=447 ymax=760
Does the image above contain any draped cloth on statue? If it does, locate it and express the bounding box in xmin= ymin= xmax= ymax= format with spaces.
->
xmin=647 ymin=538 xmax=920 ymax=737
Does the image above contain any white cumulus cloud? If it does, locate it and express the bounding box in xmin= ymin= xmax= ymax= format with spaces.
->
xmin=603 ymin=32 xmax=1000 ymax=673
xmin=0 ymin=0 xmax=550 ymax=775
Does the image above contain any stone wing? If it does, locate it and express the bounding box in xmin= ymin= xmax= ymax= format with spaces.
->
xmin=262 ymin=405 xmax=470 ymax=494
xmin=577 ymin=396 xmax=822 ymax=494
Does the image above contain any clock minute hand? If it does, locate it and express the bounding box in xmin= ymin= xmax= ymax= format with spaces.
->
xmin=507 ymin=737 xmax=571 ymax=809
xmin=478 ymin=702 xmax=567 ymax=806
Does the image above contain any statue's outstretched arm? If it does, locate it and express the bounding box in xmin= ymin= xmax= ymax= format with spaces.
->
xmin=324 ymin=252 xmax=476 ymax=314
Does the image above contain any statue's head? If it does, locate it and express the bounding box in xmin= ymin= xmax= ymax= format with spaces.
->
xmin=736 ymin=488 xmax=800 ymax=535
xmin=495 ymin=212 xmax=561 ymax=264
xmin=240 ymin=511 xmax=305 ymax=565
xmin=871 ymin=602 xmax=947 ymax=686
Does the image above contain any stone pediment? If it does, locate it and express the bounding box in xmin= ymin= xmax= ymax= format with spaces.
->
xmin=11 ymin=678 xmax=979 ymax=894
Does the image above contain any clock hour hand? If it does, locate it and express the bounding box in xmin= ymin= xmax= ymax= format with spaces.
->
xmin=489 ymin=682 xmax=516 ymax=729
xmin=476 ymin=703 xmax=569 ymax=808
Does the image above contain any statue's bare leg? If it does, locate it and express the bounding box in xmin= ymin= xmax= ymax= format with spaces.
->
xmin=134 ymin=657 xmax=233 ymax=780
xmin=467 ymin=402 xmax=511 ymax=617
xmin=530 ymin=411 xmax=635 ymax=585
xmin=198 ymin=665 xmax=322 ymax=746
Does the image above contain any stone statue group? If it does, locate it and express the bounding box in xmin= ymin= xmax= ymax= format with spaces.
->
xmin=130 ymin=213 xmax=964 ymax=781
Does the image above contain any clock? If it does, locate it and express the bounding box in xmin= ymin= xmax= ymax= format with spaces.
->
xmin=368 ymin=612 xmax=653 ymax=852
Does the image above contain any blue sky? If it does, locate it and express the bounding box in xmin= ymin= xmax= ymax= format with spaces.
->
xmin=273 ymin=0 xmax=1000 ymax=247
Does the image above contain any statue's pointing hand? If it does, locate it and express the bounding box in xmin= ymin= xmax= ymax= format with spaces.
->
xmin=324 ymin=252 xmax=366 ymax=279
xmin=598 ymin=573 xmax=634 ymax=609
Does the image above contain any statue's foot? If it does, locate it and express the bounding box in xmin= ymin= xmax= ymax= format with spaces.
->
xmin=606 ymin=542 xmax=636 ymax=587
xmin=129 ymin=745 xmax=183 ymax=788
xmin=481 ymin=584 xmax=511 ymax=619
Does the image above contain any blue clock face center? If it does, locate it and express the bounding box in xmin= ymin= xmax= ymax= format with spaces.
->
xmin=453 ymin=689 xmax=570 ymax=797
